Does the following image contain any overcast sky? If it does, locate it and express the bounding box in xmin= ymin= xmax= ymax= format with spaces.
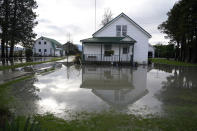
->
xmin=34 ymin=0 xmax=179 ymax=45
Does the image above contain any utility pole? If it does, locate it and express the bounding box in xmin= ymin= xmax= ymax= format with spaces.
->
xmin=95 ymin=0 xmax=96 ymax=31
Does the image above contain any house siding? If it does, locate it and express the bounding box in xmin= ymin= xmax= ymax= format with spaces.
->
xmin=93 ymin=16 xmax=149 ymax=64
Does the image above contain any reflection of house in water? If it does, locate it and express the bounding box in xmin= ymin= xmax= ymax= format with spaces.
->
xmin=80 ymin=66 xmax=148 ymax=109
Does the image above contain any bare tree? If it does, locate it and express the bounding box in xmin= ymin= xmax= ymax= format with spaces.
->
xmin=101 ymin=8 xmax=113 ymax=26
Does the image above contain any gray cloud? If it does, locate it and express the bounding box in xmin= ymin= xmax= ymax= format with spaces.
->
xmin=35 ymin=0 xmax=179 ymax=45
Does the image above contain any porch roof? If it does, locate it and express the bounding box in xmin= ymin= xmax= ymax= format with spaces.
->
xmin=80 ymin=36 xmax=136 ymax=44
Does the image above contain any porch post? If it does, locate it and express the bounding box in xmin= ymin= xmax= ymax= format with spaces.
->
xmin=119 ymin=44 xmax=121 ymax=63
xmin=82 ymin=43 xmax=84 ymax=62
xmin=101 ymin=44 xmax=102 ymax=61
xmin=132 ymin=44 xmax=134 ymax=64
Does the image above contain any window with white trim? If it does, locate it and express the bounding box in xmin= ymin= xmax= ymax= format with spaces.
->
xmin=122 ymin=25 xmax=127 ymax=36
xmin=123 ymin=47 xmax=129 ymax=54
xmin=116 ymin=25 xmax=121 ymax=37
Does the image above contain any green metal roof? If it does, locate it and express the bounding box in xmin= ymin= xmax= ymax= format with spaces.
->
xmin=80 ymin=37 xmax=136 ymax=44
xmin=41 ymin=36 xmax=62 ymax=50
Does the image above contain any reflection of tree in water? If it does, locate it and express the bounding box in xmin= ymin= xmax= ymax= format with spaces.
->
xmin=154 ymin=64 xmax=197 ymax=88
xmin=155 ymin=64 xmax=197 ymax=116
xmin=63 ymin=64 xmax=81 ymax=80
xmin=9 ymin=77 xmax=40 ymax=116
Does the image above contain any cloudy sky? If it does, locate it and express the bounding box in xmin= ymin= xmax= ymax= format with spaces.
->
xmin=34 ymin=0 xmax=179 ymax=45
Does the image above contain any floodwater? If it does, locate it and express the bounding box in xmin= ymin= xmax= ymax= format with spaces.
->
xmin=1 ymin=63 xmax=197 ymax=119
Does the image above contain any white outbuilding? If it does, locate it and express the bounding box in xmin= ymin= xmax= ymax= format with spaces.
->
xmin=33 ymin=36 xmax=64 ymax=57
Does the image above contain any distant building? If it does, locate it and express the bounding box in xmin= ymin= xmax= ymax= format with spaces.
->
xmin=62 ymin=42 xmax=80 ymax=55
xmin=0 ymin=42 xmax=24 ymax=57
xmin=80 ymin=12 xmax=152 ymax=64
xmin=33 ymin=36 xmax=65 ymax=57
xmin=148 ymin=44 xmax=155 ymax=58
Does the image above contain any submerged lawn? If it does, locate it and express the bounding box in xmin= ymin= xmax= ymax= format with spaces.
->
xmin=0 ymin=57 xmax=65 ymax=71
xmin=1 ymin=62 xmax=197 ymax=130
xmin=149 ymin=58 xmax=197 ymax=66
xmin=1 ymin=112 xmax=197 ymax=131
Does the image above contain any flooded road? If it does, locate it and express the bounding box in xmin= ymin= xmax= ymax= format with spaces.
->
xmin=1 ymin=63 xmax=197 ymax=119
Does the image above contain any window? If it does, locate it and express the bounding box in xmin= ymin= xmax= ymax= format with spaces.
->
xmin=123 ymin=47 xmax=129 ymax=54
xmin=116 ymin=25 xmax=121 ymax=36
xmin=122 ymin=25 xmax=127 ymax=36
xmin=104 ymin=44 xmax=113 ymax=56
xmin=104 ymin=44 xmax=112 ymax=50
xmin=88 ymin=56 xmax=96 ymax=59
xmin=44 ymin=41 xmax=47 ymax=45
xmin=39 ymin=49 xmax=41 ymax=52
xmin=39 ymin=41 xmax=41 ymax=45
xmin=44 ymin=49 xmax=47 ymax=52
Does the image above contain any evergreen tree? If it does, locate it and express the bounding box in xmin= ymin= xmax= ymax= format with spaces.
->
xmin=0 ymin=0 xmax=38 ymax=58
xmin=158 ymin=0 xmax=197 ymax=62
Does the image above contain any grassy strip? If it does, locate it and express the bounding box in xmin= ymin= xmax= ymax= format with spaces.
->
xmin=3 ymin=112 xmax=197 ymax=131
xmin=149 ymin=58 xmax=197 ymax=66
xmin=0 ymin=67 xmax=58 ymax=88
xmin=0 ymin=57 xmax=65 ymax=71
xmin=0 ymin=75 xmax=34 ymax=88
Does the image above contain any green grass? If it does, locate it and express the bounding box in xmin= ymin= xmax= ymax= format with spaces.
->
xmin=2 ymin=112 xmax=197 ymax=131
xmin=0 ymin=75 xmax=34 ymax=88
xmin=149 ymin=58 xmax=197 ymax=66
xmin=0 ymin=67 xmax=57 ymax=89
xmin=0 ymin=57 xmax=65 ymax=71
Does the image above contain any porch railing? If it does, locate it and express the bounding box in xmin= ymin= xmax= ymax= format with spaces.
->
xmin=83 ymin=54 xmax=133 ymax=62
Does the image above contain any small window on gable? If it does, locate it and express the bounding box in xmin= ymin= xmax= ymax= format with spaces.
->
xmin=39 ymin=41 xmax=41 ymax=45
xmin=44 ymin=41 xmax=47 ymax=45
xmin=116 ymin=25 xmax=121 ymax=37
xmin=122 ymin=25 xmax=127 ymax=36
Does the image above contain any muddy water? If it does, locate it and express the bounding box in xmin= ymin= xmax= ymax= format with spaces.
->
xmin=2 ymin=64 xmax=197 ymax=118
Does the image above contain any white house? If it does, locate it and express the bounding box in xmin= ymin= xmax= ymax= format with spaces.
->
xmin=80 ymin=13 xmax=152 ymax=64
xmin=148 ymin=44 xmax=155 ymax=58
xmin=33 ymin=36 xmax=64 ymax=57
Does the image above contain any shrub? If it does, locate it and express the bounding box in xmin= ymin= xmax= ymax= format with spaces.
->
xmin=25 ymin=48 xmax=33 ymax=58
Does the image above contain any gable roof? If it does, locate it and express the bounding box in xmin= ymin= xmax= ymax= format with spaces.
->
xmin=92 ymin=12 xmax=152 ymax=38
xmin=80 ymin=36 xmax=136 ymax=44
xmin=40 ymin=36 xmax=62 ymax=49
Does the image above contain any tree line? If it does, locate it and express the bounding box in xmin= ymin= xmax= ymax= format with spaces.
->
xmin=158 ymin=0 xmax=197 ymax=63
xmin=0 ymin=0 xmax=38 ymax=58
xmin=154 ymin=43 xmax=175 ymax=58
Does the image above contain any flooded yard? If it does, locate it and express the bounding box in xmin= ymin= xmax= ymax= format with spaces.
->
xmin=1 ymin=62 xmax=197 ymax=120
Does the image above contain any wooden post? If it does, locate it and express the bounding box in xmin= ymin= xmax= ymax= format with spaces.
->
xmin=119 ymin=44 xmax=121 ymax=64
xmin=132 ymin=44 xmax=134 ymax=64
xmin=101 ymin=44 xmax=102 ymax=62
xmin=82 ymin=43 xmax=84 ymax=62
